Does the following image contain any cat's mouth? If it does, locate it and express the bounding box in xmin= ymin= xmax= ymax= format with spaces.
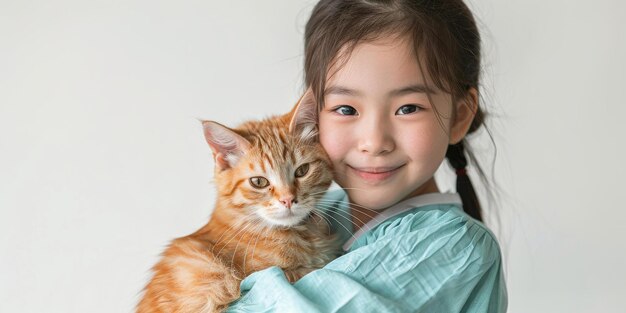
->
xmin=262 ymin=206 xmax=311 ymax=227
xmin=272 ymin=208 xmax=297 ymax=218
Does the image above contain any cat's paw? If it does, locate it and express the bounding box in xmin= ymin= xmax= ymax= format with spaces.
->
xmin=213 ymin=274 xmax=241 ymax=304
xmin=283 ymin=267 xmax=315 ymax=283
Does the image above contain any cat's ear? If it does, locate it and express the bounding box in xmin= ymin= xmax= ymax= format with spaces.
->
xmin=288 ymin=88 xmax=318 ymax=142
xmin=202 ymin=120 xmax=251 ymax=171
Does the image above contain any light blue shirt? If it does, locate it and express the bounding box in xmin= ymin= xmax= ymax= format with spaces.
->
xmin=226 ymin=189 xmax=507 ymax=313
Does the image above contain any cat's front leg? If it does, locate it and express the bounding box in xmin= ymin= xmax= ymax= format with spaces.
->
xmin=137 ymin=238 xmax=243 ymax=313
xmin=210 ymin=272 xmax=241 ymax=311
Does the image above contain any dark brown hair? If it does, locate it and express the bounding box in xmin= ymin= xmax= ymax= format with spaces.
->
xmin=304 ymin=0 xmax=488 ymax=221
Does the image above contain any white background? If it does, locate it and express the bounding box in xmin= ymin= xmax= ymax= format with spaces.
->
xmin=1 ymin=0 xmax=625 ymax=312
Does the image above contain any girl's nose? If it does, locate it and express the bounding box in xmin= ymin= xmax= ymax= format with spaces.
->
xmin=357 ymin=119 xmax=395 ymax=156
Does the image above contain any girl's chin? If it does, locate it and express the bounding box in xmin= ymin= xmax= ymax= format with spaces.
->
xmin=346 ymin=189 xmax=401 ymax=211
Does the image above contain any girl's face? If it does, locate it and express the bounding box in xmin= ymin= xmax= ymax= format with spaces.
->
xmin=319 ymin=38 xmax=454 ymax=210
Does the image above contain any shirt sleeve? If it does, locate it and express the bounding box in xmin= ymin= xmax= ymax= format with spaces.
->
xmin=225 ymin=208 xmax=507 ymax=313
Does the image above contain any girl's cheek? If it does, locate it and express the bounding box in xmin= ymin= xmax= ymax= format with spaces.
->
xmin=410 ymin=125 xmax=450 ymax=165
xmin=319 ymin=121 xmax=351 ymax=163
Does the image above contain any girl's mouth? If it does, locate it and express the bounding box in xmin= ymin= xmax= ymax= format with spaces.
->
xmin=347 ymin=164 xmax=405 ymax=183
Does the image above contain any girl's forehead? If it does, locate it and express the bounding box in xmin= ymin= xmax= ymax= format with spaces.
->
xmin=326 ymin=39 xmax=440 ymax=96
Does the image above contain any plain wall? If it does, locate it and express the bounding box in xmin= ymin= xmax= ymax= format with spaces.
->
xmin=1 ymin=0 xmax=625 ymax=312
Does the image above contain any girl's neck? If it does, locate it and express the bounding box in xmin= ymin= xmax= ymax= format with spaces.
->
xmin=350 ymin=177 xmax=439 ymax=230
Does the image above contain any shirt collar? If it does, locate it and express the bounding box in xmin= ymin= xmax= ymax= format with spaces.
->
xmin=342 ymin=192 xmax=462 ymax=251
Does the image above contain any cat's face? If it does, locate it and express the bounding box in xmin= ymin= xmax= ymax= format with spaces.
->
xmin=222 ymin=128 xmax=332 ymax=227
xmin=203 ymin=91 xmax=333 ymax=227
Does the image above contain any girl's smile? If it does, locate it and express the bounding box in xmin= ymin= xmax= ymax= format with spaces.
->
xmin=347 ymin=164 xmax=406 ymax=184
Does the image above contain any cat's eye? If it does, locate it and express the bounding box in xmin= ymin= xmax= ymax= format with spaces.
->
xmin=295 ymin=163 xmax=310 ymax=178
xmin=395 ymin=104 xmax=421 ymax=115
xmin=249 ymin=176 xmax=269 ymax=189
xmin=333 ymin=105 xmax=358 ymax=116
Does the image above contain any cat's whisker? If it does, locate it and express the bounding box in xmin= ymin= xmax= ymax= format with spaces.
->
xmin=310 ymin=207 xmax=330 ymax=226
xmin=214 ymin=213 xmax=258 ymax=258
xmin=242 ymin=217 xmax=275 ymax=275
xmin=210 ymin=222 xmax=246 ymax=255
xmin=316 ymin=198 xmax=382 ymax=215
xmin=315 ymin=199 xmax=381 ymax=220
xmin=313 ymin=208 xmax=362 ymax=246
xmin=231 ymin=221 xmax=254 ymax=260
xmin=231 ymin=222 xmax=258 ymax=277
xmin=307 ymin=190 xmax=336 ymax=196
xmin=306 ymin=186 xmax=372 ymax=197
xmin=254 ymin=227 xmax=273 ymax=269
xmin=243 ymin=225 xmax=264 ymax=276
xmin=312 ymin=211 xmax=336 ymax=237
xmin=241 ymin=218 xmax=266 ymax=276
xmin=306 ymin=209 xmax=331 ymax=233
xmin=309 ymin=192 xmax=385 ymax=227
xmin=314 ymin=203 xmax=370 ymax=232
xmin=210 ymin=212 xmax=256 ymax=255
xmin=314 ymin=201 xmax=384 ymax=233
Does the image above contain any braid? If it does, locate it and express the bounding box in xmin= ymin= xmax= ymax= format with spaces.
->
xmin=446 ymin=142 xmax=483 ymax=222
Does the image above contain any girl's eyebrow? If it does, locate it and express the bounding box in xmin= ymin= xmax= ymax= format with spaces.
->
xmin=325 ymin=85 xmax=361 ymax=97
xmin=325 ymin=84 xmax=437 ymax=97
xmin=391 ymin=84 xmax=438 ymax=96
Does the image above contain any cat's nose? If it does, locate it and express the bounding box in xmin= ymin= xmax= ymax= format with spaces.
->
xmin=280 ymin=196 xmax=297 ymax=209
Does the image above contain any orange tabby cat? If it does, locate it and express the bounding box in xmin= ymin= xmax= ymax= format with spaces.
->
xmin=137 ymin=91 xmax=339 ymax=313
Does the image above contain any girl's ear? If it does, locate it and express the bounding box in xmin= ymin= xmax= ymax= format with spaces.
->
xmin=288 ymin=88 xmax=318 ymax=142
xmin=449 ymin=88 xmax=479 ymax=144
xmin=202 ymin=120 xmax=251 ymax=171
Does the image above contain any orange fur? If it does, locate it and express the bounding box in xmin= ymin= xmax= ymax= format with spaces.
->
xmin=137 ymin=93 xmax=339 ymax=313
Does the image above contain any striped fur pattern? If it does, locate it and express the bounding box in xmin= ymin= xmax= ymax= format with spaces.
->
xmin=137 ymin=92 xmax=339 ymax=313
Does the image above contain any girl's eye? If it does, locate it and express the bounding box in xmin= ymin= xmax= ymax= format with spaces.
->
xmin=396 ymin=104 xmax=420 ymax=115
xmin=294 ymin=163 xmax=310 ymax=178
xmin=333 ymin=105 xmax=358 ymax=116
xmin=249 ymin=176 xmax=269 ymax=189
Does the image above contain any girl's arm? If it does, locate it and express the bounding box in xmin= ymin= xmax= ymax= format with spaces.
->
xmin=225 ymin=207 xmax=507 ymax=313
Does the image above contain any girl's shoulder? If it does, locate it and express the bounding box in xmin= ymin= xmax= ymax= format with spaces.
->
xmin=336 ymin=193 xmax=502 ymax=271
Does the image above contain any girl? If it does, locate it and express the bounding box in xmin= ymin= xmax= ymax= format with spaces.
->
xmin=227 ymin=0 xmax=507 ymax=311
